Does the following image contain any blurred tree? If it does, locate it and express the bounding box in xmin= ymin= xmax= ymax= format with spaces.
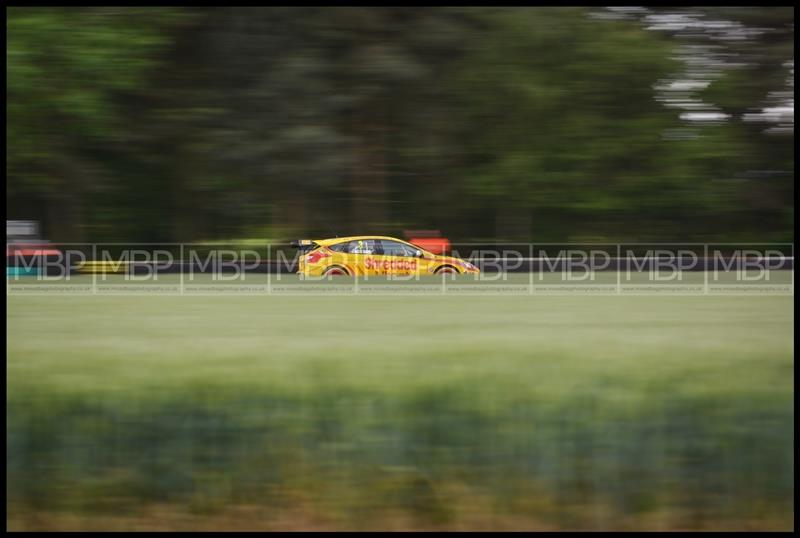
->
xmin=5 ymin=7 xmax=794 ymax=243
xmin=7 ymin=7 xmax=186 ymax=242
xmin=631 ymin=6 xmax=795 ymax=240
xmin=444 ymin=8 xmax=686 ymax=240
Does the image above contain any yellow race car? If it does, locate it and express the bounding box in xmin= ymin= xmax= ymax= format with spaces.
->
xmin=291 ymin=236 xmax=480 ymax=277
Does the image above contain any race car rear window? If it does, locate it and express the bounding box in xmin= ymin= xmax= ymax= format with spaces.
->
xmin=328 ymin=242 xmax=350 ymax=253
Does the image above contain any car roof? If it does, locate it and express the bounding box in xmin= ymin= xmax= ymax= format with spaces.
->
xmin=314 ymin=236 xmax=410 ymax=246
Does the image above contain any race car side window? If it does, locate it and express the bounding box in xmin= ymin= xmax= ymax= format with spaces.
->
xmin=348 ymin=239 xmax=377 ymax=255
xmin=380 ymin=240 xmax=416 ymax=257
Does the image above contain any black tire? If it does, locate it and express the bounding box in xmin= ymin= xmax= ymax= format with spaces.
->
xmin=434 ymin=265 xmax=460 ymax=275
xmin=324 ymin=265 xmax=350 ymax=277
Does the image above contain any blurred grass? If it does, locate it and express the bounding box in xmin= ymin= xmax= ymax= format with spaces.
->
xmin=6 ymin=269 xmax=794 ymax=292
xmin=7 ymin=294 xmax=794 ymax=530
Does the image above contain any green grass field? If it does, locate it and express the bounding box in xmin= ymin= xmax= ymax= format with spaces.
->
xmin=6 ymin=288 xmax=795 ymax=530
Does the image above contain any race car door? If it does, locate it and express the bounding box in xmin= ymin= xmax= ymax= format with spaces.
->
xmin=378 ymin=240 xmax=424 ymax=277
xmin=346 ymin=238 xmax=383 ymax=276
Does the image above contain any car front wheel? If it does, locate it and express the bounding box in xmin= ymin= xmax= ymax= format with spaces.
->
xmin=434 ymin=265 xmax=459 ymax=275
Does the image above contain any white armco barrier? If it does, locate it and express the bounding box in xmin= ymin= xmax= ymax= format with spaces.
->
xmin=6 ymin=220 xmax=40 ymax=241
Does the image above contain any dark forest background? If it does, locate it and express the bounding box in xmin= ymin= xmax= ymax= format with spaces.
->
xmin=7 ymin=7 xmax=794 ymax=243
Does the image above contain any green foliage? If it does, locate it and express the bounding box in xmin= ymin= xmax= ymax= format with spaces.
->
xmin=5 ymin=8 xmax=794 ymax=242
xmin=7 ymin=8 xmax=184 ymax=183
xmin=7 ymin=7 xmax=189 ymax=241
xmin=7 ymin=294 xmax=794 ymax=528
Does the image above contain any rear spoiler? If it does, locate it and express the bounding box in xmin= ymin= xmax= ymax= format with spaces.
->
xmin=290 ymin=239 xmax=319 ymax=253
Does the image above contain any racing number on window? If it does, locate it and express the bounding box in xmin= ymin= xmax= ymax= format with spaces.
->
xmin=348 ymin=240 xmax=377 ymax=255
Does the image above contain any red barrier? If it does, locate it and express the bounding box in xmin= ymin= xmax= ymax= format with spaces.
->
xmin=6 ymin=244 xmax=62 ymax=257
xmin=406 ymin=235 xmax=451 ymax=255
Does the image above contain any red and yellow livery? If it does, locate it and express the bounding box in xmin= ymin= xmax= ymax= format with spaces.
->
xmin=292 ymin=235 xmax=479 ymax=277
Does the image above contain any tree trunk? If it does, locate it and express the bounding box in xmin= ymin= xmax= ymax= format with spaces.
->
xmin=350 ymin=121 xmax=388 ymax=235
xmin=495 ymin=205 xmax=532 ymax=242
xmin=171 ymin=175 xmax=195 ymax=242
xmin=271 ymin=187 xmax=308 ymax=240
xmin=45 ymin=191 xmax=85 ymax=244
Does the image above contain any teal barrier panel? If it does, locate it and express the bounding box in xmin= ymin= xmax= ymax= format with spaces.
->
xmin=7 ymin=266 xmax=41 ymax=277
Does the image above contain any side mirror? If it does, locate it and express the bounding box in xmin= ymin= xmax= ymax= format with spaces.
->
xmin=415 ymin=249 xmax=424 ymax=258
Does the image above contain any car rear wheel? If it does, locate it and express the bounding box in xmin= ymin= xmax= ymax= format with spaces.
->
xmin=324 ymin=266 xmax=348 ymax=277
